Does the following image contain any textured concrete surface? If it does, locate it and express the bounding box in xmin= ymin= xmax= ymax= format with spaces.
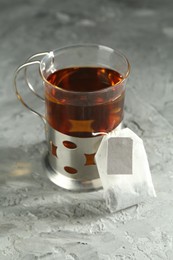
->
xmin=0 ymin=0 xmax=173 ymax=259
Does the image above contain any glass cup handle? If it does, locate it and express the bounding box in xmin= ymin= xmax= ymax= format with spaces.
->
xmin=14 ymin=52 xmax=48 ymax=124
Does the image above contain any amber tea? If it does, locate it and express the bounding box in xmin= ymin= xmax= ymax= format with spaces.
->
xmin=45 ymin=67 xmax=124 ymax=137
xmin=14 ymin=45 xmax=130 ymax=191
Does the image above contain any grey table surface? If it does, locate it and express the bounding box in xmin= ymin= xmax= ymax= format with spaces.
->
xmin=0 ymin=0 xmax=173 ymax=259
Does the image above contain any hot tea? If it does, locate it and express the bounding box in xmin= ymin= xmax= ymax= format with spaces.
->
xmin=45 ymin=67 xmax=124 ymax=137
xmin=14 ymin=45 xmax=130 ymax=191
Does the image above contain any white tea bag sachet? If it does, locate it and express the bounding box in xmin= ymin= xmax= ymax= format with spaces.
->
xmin=95 ymin=128 xmax=156 ymax=212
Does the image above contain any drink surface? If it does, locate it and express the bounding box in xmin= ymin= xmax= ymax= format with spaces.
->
xmin=45 ymin=67 xmax=125 ymax=137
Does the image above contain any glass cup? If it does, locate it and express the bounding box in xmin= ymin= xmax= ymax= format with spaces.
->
xmin=14 ymin=44 xmax=130 ymax=191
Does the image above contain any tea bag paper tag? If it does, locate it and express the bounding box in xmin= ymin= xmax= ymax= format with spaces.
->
xmin=107 ymin=137 xmax=133 ymax=176
xmin=95 ymin=128 xmax=156 ymax=212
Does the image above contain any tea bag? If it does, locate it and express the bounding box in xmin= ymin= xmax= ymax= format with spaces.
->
xmin=95 ymin=128 xmax=156 ymax=212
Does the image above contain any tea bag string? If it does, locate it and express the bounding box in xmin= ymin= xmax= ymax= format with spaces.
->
xmin=92 ymin=132 xmax=108 ymax=137
xmin=92 ymin=121 xmax=123 ymax=137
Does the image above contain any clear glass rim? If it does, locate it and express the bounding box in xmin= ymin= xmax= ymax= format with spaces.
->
xmin=40 ymin=43 xmax=130 ymax=95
